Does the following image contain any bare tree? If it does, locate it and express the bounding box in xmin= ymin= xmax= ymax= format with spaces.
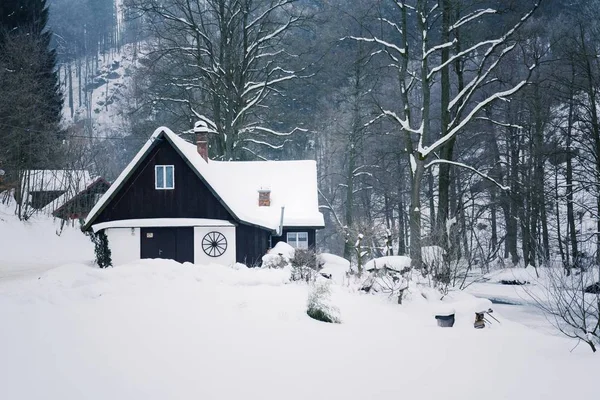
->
xmin=348 ymin=0 xmax=539 ymax=269
xmin=528 ymin=264 xmax=599 ymax=353
xmin=126 ymin=0 xmax=311 ymax=160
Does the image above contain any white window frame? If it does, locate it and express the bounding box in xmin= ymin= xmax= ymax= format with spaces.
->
xmin=286 ymin=231 xmax=309 ymax=249
xmin=155 ymin=165 xmax=175 ymax=190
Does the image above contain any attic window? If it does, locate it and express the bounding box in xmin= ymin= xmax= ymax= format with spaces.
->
xmin=287 ymin=232 xmax=308 ymax=249
xmin=155 ymin=165 xmax=174 ymax=190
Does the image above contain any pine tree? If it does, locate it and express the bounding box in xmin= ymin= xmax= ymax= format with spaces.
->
xmin=1 ymin=0 xmax=62 ymax=128
xmin=0 ymin=0 xmax=63 ymax=199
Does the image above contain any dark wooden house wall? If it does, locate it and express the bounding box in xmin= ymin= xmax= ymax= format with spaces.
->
xmin=92 ymin=137 xmax=276 ymax=265
xmin=271 ymin=228 xmax=316 ymax=249
xmin=54 ymin=180 xmax=110 ymax=220
xmin=94 ymin=139 xmax=233 ymax=224
xmin=236 ymin=224 xmax=272 ymax=266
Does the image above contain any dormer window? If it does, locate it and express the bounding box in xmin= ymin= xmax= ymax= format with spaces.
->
xmin=155 ymin=165 xmax=174 ymax=189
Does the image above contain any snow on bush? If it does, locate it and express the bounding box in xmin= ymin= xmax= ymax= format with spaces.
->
xmin=364 ymin=256 xmax=411 ymax=273
xmin=261 ymin=241 xmax=295 ymax=269
xmin=317 ymin=253 xmax=350 ymax=284
xmin=361 ymin=256 xmax=412 ymax=303
xmin=306 ymin=281 xmax=340 ymax=323
xmin=261 ymin=242 xmax=320 ymax=282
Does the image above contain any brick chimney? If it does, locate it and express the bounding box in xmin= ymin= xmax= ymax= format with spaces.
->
xmin=258 ymin=189 xmax=271 ymax=207
xmin=194 ymin=120 xmax=209 ymax=162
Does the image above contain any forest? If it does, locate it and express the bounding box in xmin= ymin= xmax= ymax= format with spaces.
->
xmin=1 ymin=0 xmax=600 ymax=278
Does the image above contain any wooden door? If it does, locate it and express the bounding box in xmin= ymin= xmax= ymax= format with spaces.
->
xmin=140 ymin=227 xmax=194 ymax=263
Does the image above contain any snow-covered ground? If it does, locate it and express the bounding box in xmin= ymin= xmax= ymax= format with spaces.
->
xmin=1 ymin=206 xmax=598 ymax=399
xmin=0 ymin=259 xmax=598 ymax=399
xmin=0 ymin=200 xmax=94 ymax=281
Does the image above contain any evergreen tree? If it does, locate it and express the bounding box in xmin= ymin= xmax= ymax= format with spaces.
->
xmin=0 ymin=0 xmax=63 ymax=201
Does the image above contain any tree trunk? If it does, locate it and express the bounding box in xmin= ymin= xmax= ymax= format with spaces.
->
xmin=506 ymin=115 xmax=520 ymax=265
xmin=398 ymin=157 xmax=407 ymax=255
xmin=436 ymin=0 xmax=453 ymax=249
xmin=410 ymin=160 xmax=424 ymax=269
xmin=566 ymin=70 xmax=578 ymax=269
xmin=68 ymin=61 xmax=74 ymax=118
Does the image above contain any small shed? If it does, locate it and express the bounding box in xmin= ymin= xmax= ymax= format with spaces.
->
xmin=20 ymin=169 xmax=93 ymax=210
xmin=50 ymin=177 xmax=111 ymax=221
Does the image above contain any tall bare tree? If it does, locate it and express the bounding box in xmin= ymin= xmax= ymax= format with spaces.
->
xmin=349 ymin=0 xmax=540 ymax=269
xmin=126 ymin=0 xmax=310 ymax=160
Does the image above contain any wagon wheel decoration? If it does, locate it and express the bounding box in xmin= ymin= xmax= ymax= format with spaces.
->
xmin=202 ymin=231 xmax=228 ymax=257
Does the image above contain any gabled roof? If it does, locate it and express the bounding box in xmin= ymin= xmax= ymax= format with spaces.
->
xmin=21 ymin=170 xmax=96 ymax=211
xmin=48 ymin=177 xmax=110 ymax=217
xmin=83 ymin=127 xmax=324 ymax=232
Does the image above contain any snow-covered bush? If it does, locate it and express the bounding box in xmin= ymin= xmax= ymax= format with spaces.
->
xmin=306 ymin=281 xmax=340 ymax=323
xmin=362 ymin=256 xmax=411 ymax=303
xmin=261 ymin=242 xmax=295 ymax=269
xmin=261 ymin=253 xmax=288 ymax=269
xmin=318 ymin=253 xmax=351 ymax=284
xmin=291 ymin=248 xmax=318 ymax=282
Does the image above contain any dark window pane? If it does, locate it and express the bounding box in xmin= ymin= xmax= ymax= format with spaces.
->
xmin=165 ymin=166 xmax=174 ymax=188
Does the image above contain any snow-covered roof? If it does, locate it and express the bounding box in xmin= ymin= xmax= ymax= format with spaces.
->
xmin=21 ymin=170 xmax=92 ymax=192
xmin=43 ymin=177 xmax=109 ymax=215
xmin=21 ymin=170 xmax=95 ymax=212
xmin=84 ymin=127 xmax=324 ymax=232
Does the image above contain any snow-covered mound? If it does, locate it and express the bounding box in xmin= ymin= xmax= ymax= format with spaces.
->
xmin=261 ymin=241 xmax=296 ymax=268
xmin=318 ymin=253 xmax=350 ymax=284
xmin=365 ymin=255 xmax=411 ymax=272
xmin=484 ymin=268 xmax=538 ymax=285
xmin=0 ymin=260 xmax=598 ymax=400
xmin=0 ymin=199 xmax=93 ymax=279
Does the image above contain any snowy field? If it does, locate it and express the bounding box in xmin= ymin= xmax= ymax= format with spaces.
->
xmin=0 ymin=201 xmax=94 ymax=280
xmin=1 ymin=207 xmax=598 ymax=399
xmin=0 ymin=261 xmax=598 ymax=399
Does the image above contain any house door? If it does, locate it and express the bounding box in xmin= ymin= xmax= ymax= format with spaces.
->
xmin=140 ymin=227 xmax=194 ymax=263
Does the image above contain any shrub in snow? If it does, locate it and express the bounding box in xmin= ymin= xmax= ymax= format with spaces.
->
xmin=306 ymin=281 xmax=340 ymax=323
xmin=291 ymin=248 xmax=319 ymax=282
xmin=87 ymin=230 xmax=112 ymax=268
xmin=529 ymin=265 xmax=600 ymax=353
xmin=261 ymin=253 xmax=288 ymax=269
xmin=261 ymin=241 xmax=295 ymax=269
xmin=361 ymin=256 xmax=411 ymax=304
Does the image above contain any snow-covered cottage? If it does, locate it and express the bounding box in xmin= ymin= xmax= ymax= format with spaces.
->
xmin=82 ymin=125 xmax=324 ymax=266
